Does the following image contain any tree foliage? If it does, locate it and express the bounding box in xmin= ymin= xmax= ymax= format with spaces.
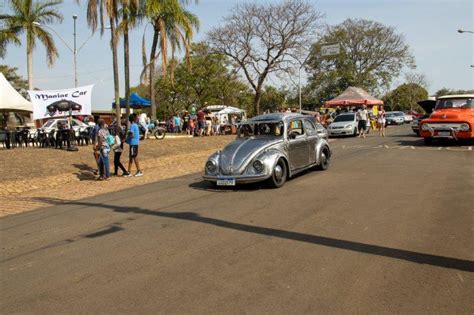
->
xmin=143 ymin=0 xmax=199 ymax=119
xmin=132 ymin=43 xmax=252 ymax=119
xmin=1 ymin=0 xmax=63 ymax=89
xmin=207 ymin=0 xmax=323 ymax=115
xmin=434 ymin=88 xmax=474 ymax=98
xmin=306 ymin=18 xmax=415 ymax=105
xmin=260 ymin=86 xmax=291 ymax=113
xmin=1 ymin=0 xmax=63 ymax=65
xmin=383 ymin=83 xmax=428 ymax=112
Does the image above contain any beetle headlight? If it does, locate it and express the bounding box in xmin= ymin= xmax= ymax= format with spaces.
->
xmin=205 ymin=160 xmax=217 ymax=173
xmin=421 ymin=124 xmax=430 ymax=130
xmin=253 ymin=160 xmax=264 ymax=173
xmin=460 ymin=123 xmax=470 ymax=131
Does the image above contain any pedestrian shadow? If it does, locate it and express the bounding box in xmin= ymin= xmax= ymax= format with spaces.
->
xmin=72 ymin=163 xmax=97 ymax=181
xmin=31 ymin=197 xmax=474 ymax=273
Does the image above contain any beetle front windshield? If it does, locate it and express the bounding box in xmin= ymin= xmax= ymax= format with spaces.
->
xmin=238 ymin=121 xmax=284 ymax=138
xmin=436 ymin=98 xmax=473 ymax=109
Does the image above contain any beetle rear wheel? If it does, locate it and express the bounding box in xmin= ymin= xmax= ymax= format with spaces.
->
xmin=317 ymin=147 xmax=330 ymax=171
xmin=267 ymin=158 xmax=287 ymax=188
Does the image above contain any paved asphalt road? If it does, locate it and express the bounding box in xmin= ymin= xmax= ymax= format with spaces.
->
xmin=1 ymin=125 xmax=473 ymax=314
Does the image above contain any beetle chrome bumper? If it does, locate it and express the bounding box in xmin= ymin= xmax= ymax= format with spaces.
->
xmin=203 ymin=173 xmax=271 ymax=184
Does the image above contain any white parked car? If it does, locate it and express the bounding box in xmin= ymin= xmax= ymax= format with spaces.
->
xmin=403 ymin=113 xmax=414 ymax=123
xmin=327 ymin=113 xmax=359 ymax=137
xmin=40 ymin=118 xmax=89 ymax=137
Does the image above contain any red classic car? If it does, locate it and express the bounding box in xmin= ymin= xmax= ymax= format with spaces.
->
xmin=420 ymin=94 xmax=474 ymax=144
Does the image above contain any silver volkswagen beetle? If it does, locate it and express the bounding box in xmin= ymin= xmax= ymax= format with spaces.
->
xmin=203 ymin=113 xmax=331 ymax=188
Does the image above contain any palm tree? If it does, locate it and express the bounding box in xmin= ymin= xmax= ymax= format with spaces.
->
xmin=0 ymin=20 xmax=22 ymax=58
xmin=144 ymin=0 xmax=199 ymax=119
xmin=83 ymin=0 xmax=121 ymax=123
xmin=116 ymin=0 xmax=140 ymax=117
xmin=1 ymin=0 xmax=63 ymax=90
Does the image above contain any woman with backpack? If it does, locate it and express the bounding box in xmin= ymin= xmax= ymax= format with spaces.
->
xmin=96 ymin=119 xmax=112 ymax=181
xmin=111 ymin=125 xmax=130 ymax=177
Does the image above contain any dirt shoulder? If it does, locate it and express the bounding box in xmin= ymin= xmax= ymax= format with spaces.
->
xmin=0 ymin=136 xmax=233 ymax=217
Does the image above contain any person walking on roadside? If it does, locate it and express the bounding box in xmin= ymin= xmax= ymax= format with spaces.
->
xmin=377 ymin=105 xmax=386 ymax=137
xmin=183 ymin=111 xmax=190 ymax=133
xmin=139 ymin=112 xmax=148 ymax=139
xmin=125 ymin=114 xmax=143 ymax=177
xmin=96 ymin=119 xmax=111 ymax=181
xmin=357 ymin=105 xmax=369 ymax=138
xmin=112 ymin=125 xmax=129 ymax=176
xmin=91 ymin=115 xmax=101 ymax=175
xmin=173 ymin=113 xmax=181 ymax=133
xmin=197 ymin=108 xmax=206 ymax=136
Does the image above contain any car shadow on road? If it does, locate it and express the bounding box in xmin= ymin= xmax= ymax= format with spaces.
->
xmin=395 ymin=138 xmax=474 ymax=147
xmin=32 ymin=197 xmax=474 ymax=273
xmin=72 ymin=163 xmax=97 ymax=181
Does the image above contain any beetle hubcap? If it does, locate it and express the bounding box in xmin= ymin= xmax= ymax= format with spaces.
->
xmin=274 ymin=164 xmax=283 ymax=181
xmin=321 ymin=152 xmax=327 ymax=165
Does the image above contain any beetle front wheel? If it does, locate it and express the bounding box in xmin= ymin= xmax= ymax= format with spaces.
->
xmin=267 ymin=158 xmax=287 ymax=188
xmin=317 ymin=147 xmax=330 ymax=171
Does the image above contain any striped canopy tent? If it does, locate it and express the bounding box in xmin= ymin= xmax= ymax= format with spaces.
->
xmin=325 ymin=86 xmax=383 ymax=107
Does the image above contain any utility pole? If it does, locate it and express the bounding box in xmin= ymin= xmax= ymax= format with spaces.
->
xmin=73 ymin=15 xmax=78 ymax=87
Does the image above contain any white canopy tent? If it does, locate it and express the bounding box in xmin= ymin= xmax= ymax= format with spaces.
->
xmin=217 ymin=106 xmax=247 ymax=124
xmin=217 ymin=106 xmax=246 ymax=116
xmin=0 ymin=72 xmax=33 ymax=112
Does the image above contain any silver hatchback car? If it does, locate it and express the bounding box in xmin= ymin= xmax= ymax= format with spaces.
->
xmin=203 ymin=113 xmax=331 ymax=188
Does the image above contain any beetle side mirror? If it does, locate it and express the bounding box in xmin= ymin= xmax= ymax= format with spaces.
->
xmin=288 ymin=131 xmax=298 ymax=139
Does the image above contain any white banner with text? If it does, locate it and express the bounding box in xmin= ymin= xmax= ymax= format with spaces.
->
xmin=28 ymin=85 xmax=93 ymax=120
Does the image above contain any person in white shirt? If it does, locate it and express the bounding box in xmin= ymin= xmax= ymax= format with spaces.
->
xmin=357 ymin=105 xmax=369 ymax=138
xmin=139 ymin=112 xmax=148 ymax=139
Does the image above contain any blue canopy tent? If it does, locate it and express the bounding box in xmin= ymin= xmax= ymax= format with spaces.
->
xmin=112 ymin=92 xmax=151 ymax=108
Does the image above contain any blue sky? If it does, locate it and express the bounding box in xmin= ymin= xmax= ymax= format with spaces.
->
xmin=2 ymin=0 xmax=473 ymax=110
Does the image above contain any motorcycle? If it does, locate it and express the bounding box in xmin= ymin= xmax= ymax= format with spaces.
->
xmin=139 ymin=121 xmax=166 ymax=140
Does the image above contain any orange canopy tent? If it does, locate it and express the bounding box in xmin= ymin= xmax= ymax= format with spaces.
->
xmin=325 ymin=86 xmax=383 ymax=107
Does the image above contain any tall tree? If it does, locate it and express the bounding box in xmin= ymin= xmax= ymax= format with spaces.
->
xmin=207 ymin=0 xmax=322 ymax=115
xmin=1 ymin=0 xmax=63 ymax=90
xmin=306 ymin=18 xmax=415 ymax=101
xmin=83 ymin=0 xmax=121 ymax=123
xmin=117 ymin=0 xmax=140 ymax=117
xmin=144 ymin=0 xmax=199 ymax=120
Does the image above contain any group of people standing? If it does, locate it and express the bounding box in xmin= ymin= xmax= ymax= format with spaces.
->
xmin=142 ymin=108 xmax=239 ymax=138
xmin=356 ymin=105 xmax=386 ymax=137
xmin=92 ymin=114 xmax=142 ymax=181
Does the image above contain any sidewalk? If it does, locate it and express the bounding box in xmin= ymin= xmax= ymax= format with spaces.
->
xmin=0 ymin=150 xmax=215 ymax=217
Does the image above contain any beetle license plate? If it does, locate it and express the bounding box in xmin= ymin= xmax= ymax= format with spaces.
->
xmin=437 ymin=131 xmax=451 ymax=137
xmin=217 ymin=177 xmax=236 ymax=186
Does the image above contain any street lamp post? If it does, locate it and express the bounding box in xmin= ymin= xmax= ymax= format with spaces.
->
xmin=458 ymin=29 xmax=474 ymax=34
xmin=33 ymin=16 xmax=109 ymax=87
xmin=73 ymin=15 xmax=77 ymax=87
xmin=293 ymin=52 xmax=312 ymax=113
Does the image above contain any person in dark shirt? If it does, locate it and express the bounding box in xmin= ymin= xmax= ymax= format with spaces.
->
xmin=197 ymin=109 xmax=205 ymax=136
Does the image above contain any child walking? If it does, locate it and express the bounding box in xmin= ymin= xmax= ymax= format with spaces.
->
xmin=112 ymin=125 xmax=129 ymax=176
